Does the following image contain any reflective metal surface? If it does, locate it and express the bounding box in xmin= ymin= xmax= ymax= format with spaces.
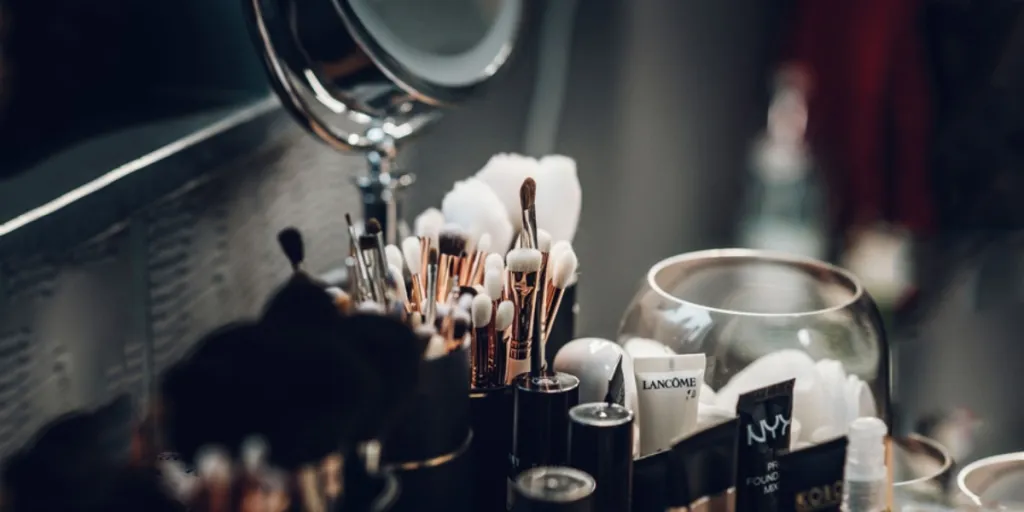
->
xmin=245 ymin=0 xmax=523 ymax=153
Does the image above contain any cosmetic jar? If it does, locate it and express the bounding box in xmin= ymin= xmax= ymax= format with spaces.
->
xmin=568 ymin=403 xmax=634 ymax=512
xmin=510 ymin=372 xmax=580 ymax=507
xmin=955 ymin=451 xmax=1024 ymax=508
xmin=383 ymin=345 xmax=473 ymax=512
xmin=511 ymin=466 xmax=596 ymax=512
xmin=471 ymin=385 xmax=515 ymax=512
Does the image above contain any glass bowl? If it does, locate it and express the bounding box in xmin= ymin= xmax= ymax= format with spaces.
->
xmin=618 ymin=248 xmax=890 ymax=426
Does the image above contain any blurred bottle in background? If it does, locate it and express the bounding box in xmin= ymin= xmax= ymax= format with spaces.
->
xmin=739 ymin=67 xmax=827 ymax=261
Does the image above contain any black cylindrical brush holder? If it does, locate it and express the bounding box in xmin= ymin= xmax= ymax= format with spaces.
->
xmin=470 ymin=386 xmax=514 ymax=512
xmin=631 ymin=451 xmax=669 ymax=512
xmin=382 ymin=345 xmax=472 ymax=512
xmin=544 ymin=284 xmax=577 ymax=367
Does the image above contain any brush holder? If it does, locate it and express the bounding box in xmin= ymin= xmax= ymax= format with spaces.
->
xmin=385 ymin=431 xmax=474 ymax=512
xmin=470 ymin=385 xmax=515 ymax=512
xmin=545 ymin=284 xmax=578 ymax=367
xmin=631 ymin=451 xmax=669 ymax=512
xmin=383 ymin=345 xmax=470 ymax=464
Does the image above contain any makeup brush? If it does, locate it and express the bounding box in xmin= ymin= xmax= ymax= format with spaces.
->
xmin=545 ymin=246 xmax=579 ymax=342
xmin=401 ymin=236 xmax=425 ymax=309
xmin=495 ymin=300 xmax=515 ymax=385
xmin=194 ymin=446 xmax=232 ymax=512
xmin=277 ymin=227 xmax=304 ymax=271
xmin=519 ymin=178 xmax=539 ymax=249
xmin=506 ymin=247 xmax=543 ymax=383
xmin=389 ymin=264 xmax=410 ymax=312
xmin=345 ymin=213 xmax=373 ymax=300
xmin=474 ymin=153 xmax=540 ymax=234
xmin=438 ymin=224 xmax=467 ymax=299
xmin=358 ymin=234 xmax=385 ymax=303
xmin=484 ymin=268 xmax=504 ymax=304
xmin=471 ymin=293 xmax=494 ymax=388
xmin=385 ymin=244 xmax=404 ymax=273
xmin=365 ymin=219 xmax=391 ymax=292
xmin=425 ymin=248 xmax=439 ymax=325
xmin=442 ymin=177 xmax=516 ymax=255
xmin=485 ymin=252 xmax=505 ymax=275
xmin=415 ymin=208 xmax=445 ymax=275
xmin=535 ymin=155 xmax=582 ymax=243
xmin=467 ymin=232 xmax=492 ymax=286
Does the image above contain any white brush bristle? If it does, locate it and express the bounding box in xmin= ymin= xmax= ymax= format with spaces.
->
xmin=424 ymin=335 xmax=447 ymax=360
xmin=484 ymin=268 xmax=503 ymax=299
xmin=496 ymin=300 xmax=515 ymax=331
xmin=471 ymin=293 xmax=493 ymax=327
xmin=241 ymin=436 xmax=267 ymax=472
xmin=477 ymin=233 xmax=492 ymax=254
xmin=536 ymin=229 xmax=552 ymax=252
xmin=401 ymin=237 xmax=421 ymax=274
xmin=453 ymin=308 xmax=471 ymax=324
xmin=410 ymin=312 xmax=424 ymax=328
xmin=442 ymin=177 xmax=515 ymax=253
xmin=414 ymin=324 xmax=436 ymax=338
xmin=534 ymin=155 xmax=581 ymax=243
xmin=196 ymin=446 xmax=231 ymax=481
xmin=473 ymin=284 xmax=486 ymax=294
xmin=389 ymin=264 xmax=408 ymax=300
xmin=548 ymin=240 xmax=572 ymax=274
xmin=414 ymin=208 xmax=445 ymax=240
xmin=385 ymin=245 xmax=404 ymax=271
xmin=485 ymin=253 xmax=505 ymax=273
xmin=551 ymin=247 xmax=579 ymax=289
xmin=506 ymin=248 xmax=543 ymax=273
xmin=436 ymin=303 xmax=451 ymax=319
xmin=474 ymin=154 xmax=540 ymax=233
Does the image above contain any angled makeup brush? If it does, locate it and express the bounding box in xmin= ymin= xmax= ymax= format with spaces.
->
xmin=519 ymin=178 xmax=539 ymax=249
xmin=471 ymin=293 xmax=493 ymax=388
xmin=506 ymin=247 xmax=543 ymax=383
xmin=495 ymin=300 xmax=515 ymax=384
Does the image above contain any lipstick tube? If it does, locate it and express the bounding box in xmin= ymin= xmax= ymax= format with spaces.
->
xmin=512 ymin=466 xmax=596 ymax=512
xmin=568 ymin=402 xmax=634 ymax=512
xmin=508 ymin=372 xmax=580 ymax=509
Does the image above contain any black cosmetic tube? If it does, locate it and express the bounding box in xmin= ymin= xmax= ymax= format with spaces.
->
xmin=508 ymin=372 xmax=580 ymax=510
xmin=734 ymin=379 xmax=795 ymax=512
xmin=568 ymin=402 xmax=634 ymax=512
xmin=666 ymin=417 xmax=739 ymax=512
xmin=512 ymin=466 xmax=595 ymax=512
xmin=778 ymin=436 xmax=848 ymax=512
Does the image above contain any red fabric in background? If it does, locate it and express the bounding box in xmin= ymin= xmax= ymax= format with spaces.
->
xmin=788 ymin=0 xmax=934 ymax=234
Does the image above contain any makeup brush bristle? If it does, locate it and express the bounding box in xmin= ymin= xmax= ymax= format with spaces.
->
xmin=358 ymin=234 xmax=378 ymax=252
xmin=551 ymin=247 xmax=579 ymax=289
xmin=277 ymin=227 xmax=304 ymax=270
xmin=385 ymin=244 xmax=404 ymax=271
xmin=428 ymin=247 xmax=439 ymax=266
xmin=438 ymin=224 xmax=467 ymax=256
xmin=477 ymin=233 xmax=492 ymax=254
xmin=402 ymin=236 xmax=421 ymax=273
xmin=506 ymin=247 xmax=543 ymax=273
xmin=537 ymin=229 xmax=552 ymax=253
xmin=471 ymin=294 xmax=493 ymax=328
xmin=424 ymin=335 xmax=447 ymax=360
xmin=366 ymin=218 xmax=382 ymax=235
xmin=485 ymin=253 xmax=505 ymax=273
xmin=414 ymin=208 xmax=445 ymax=241
xmin=496 ymin=300 xmax=515 ymax=332
xmin=484 ymin=269 xmax=503 ymax=299
xmin=519 ymin=177 xmax=537 ymax=210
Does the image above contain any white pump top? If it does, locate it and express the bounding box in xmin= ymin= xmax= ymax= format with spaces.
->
xmin=846 ymin=416 xmax=888 ymax=482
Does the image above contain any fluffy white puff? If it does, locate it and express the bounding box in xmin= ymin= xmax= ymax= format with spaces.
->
xmin=442 ymin=177 xmax=515 ymax=253
xmin=534 ymin=155 xmax=582 ymax=243
xmin=474 ymin=153 xmax=540 ymax=233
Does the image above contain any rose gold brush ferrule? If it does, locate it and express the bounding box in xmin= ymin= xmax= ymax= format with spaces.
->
xmin=544 ymin=286 xmax=568 ymax=343
xmin=509 ymin=272 xmax=538 ymax=342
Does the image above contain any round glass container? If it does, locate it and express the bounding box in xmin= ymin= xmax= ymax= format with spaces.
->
xmin=618 ymin=248 xmax=890 ymax=427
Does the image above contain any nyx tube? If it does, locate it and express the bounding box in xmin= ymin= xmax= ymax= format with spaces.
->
xmin=512 ymin=466 xmax=596 ymax=512
xmin=509 ymin=372 xmax=581 ymax=510
xmin=666 ymin=417 xmax=739 ymax=512
xmin=568 ymin=402 xmax=634 ymax=512
xmin=734 ymin=379 xmax=795 ymax=512
xmin=778 ymin=436 xmax=848 ymax=512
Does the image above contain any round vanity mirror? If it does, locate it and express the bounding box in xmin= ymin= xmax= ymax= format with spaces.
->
xmin=244 ymin=0 xmax=525 ymax=242
xmin=244 ymin=0 xmax=523 ymax=152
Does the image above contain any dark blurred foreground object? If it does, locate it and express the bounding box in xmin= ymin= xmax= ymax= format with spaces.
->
xmin=0 ymin=394 xmax=184 ymax=512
